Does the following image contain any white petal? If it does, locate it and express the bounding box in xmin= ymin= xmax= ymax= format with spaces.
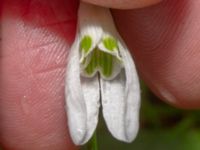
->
xmin=80 ymin=75 xmax=100 ymax=144
xmin=98 ymin=37 xmax=122 ymax=61
xmin=78 ymin=2 xmax=119 ymax=55
xmin=98 ymin=42 xmax=119 ymax=56
xmin=101 ymin=38 xmax=140 ymax=142
xmin=78 ymin=2 xmax=103 ymax=58
xmin=65 ymin=36 xmax=100 ymax=145
xmin=100 ymin=57 xmax=123 ymax=81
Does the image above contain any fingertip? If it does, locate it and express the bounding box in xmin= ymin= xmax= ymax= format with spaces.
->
xmin=81 ymin=0 xmax=162 ymax=9
xmin=1 ymin=0 xmax=79 ymax=149
xmin=152 ymin=83 xmax=200 ymax=109
xmin=112 ymin=0 xmax=200 ymax=109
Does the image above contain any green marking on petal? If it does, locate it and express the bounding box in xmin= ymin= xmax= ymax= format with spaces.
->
xmin=83 ymin=48 xmax=114 ymax=78
xmin=81 ymin=40 xmax=122 ymax=79
xmin=85 ymin=61 xmax=93 ymax=75
xmin=106 ymin=54 xmax=113 ymax=77
xmin=80 ymin=35 xmax=92 ymax=53
xmin=85 ymin=48 xmax=97 ymax=75
xmin=103 ymin=37 xmax=118 ymax=51
xmin=102 ymin=52 xmax=113 ymax=77
xmin=81 ymin=58 xmax=86 ymax=65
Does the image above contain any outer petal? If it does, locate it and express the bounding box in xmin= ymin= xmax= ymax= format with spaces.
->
xmin=65 ymin=36 xmax=100 ymax=145
xmin=101 ymin=37 xmax=141 ymax=142
xmin=79 ymin=2 xmax=103 ymax=59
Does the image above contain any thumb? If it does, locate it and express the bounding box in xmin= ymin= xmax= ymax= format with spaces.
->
xmin=81 ymin=0 xmax=162 ymax=9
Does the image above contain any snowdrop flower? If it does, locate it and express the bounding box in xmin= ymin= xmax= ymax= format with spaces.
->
xmin=65 ymin=2 xmax=140 ymax=145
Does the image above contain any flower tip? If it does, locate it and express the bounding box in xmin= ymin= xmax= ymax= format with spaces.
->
xmin=70 ymin=132 xmax=85 ymax=145
xmin=70 ymin=134 xmax=88 ymax=146
xmin=106 ymin=110 xmax=140 ymax=143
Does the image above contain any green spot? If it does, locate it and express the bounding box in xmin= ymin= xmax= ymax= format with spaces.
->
xmin=106 ymin=54 xmax=113 ymax=77
xmin=103 ymin=37 xmax=118 ymax=51
xmin=84 ymin=48 xmax=113 ymax=78
xmin=102 ymin=52 xmax=113 ymax=77
xmin=80 ymin=35 xmax=92 ymax=53
xmin=85 ymin=62 xmax=93 ymax=75
xmin=85 ymin=49 xmax=98 ymax=75
xmin=81 ymin=58 xmax=86 ymax=65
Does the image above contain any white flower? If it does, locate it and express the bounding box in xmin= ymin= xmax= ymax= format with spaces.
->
xmin=65 ymin=2 xmax=141 ymax=145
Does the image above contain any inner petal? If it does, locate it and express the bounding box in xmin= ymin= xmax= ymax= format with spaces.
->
xmin=80 ymin=47 xmax=123 ymax=80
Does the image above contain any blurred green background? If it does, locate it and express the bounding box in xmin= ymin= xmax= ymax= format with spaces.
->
xmin=82 ymin=82 xmax=200 ymax=150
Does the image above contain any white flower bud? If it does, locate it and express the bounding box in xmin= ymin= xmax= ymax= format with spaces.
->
xmin=65 ymin=2 xmax=141 ymax=145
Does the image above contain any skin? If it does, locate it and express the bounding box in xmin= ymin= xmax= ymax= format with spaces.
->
xmin=83 ymin=0 xmax=162 ymax=9
xmin=1 ymin=0 xmax=200 ymax=149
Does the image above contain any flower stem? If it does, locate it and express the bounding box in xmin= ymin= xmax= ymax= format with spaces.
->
xmin=87 ymin=131 xmax=98 ymax=150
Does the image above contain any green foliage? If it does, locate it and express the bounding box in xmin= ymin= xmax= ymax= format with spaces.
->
xmin=82 ymin=131 xmax=98 ymax=150
xmin=94 ymin=129 xmax=200 ymax=150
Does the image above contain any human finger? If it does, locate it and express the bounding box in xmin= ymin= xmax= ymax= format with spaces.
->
xmin=113 ymin=0 xmax=200 ymax=108
xmin=0 ymin=0 xmax=79 ymax=149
